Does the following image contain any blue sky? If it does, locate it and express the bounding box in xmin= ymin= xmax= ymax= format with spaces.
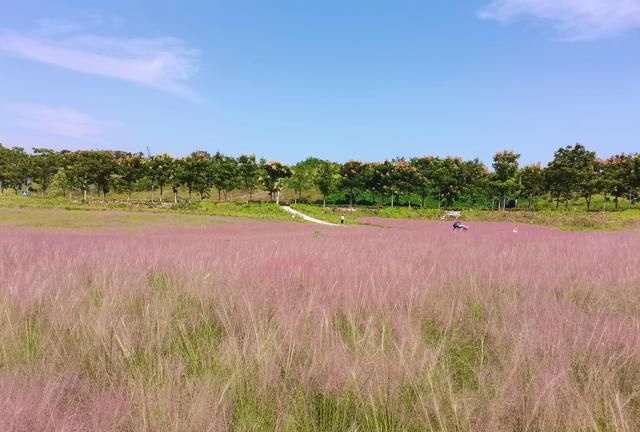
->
xmin=1 ymin=0 xmax=639 ymax=166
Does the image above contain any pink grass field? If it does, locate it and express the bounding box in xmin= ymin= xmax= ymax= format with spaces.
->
xmin=0 ymin=218 xmax=639 ymax=431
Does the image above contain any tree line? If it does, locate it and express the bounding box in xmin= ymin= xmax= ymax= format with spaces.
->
xmin=0 ymin=143 xmax=639 ymax=210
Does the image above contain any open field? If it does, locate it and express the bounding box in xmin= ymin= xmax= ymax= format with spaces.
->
xmin=3 ymin=193 xmax=640 ymax=232
xmin=292 ymin=203 xmax=640 ymax=232
xmin=1 ymin=208 xmax=639 ymax=431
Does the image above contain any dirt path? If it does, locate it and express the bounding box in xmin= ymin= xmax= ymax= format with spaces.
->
xmin=280 ymin=206 xmax=340 ymax=226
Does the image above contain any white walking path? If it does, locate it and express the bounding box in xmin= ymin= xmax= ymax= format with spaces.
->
xmin=280 ymin=206 xmax=340 ymax=226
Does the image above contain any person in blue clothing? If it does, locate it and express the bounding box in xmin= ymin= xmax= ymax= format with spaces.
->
xmin=452 ymin=220 xmax=468 ymax=232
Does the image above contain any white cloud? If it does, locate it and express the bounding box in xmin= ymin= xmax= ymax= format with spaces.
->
xmin=479 ymin=0 xmax=640 ymax=40
xmin=0 ymin=22 xmax=198 ymax=97
xmin=10 ymin=104 xmax=107 ymax=138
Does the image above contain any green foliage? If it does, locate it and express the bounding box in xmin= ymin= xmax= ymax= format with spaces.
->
xmin=491 ymin=150 xmax=521 ymax=208
xmin=518 ymin=164 xmax=544 ymax=208
xmin=182 ymin=151 xmax=211 ymax=199
xmin=339 ymin=160 xmax=369 ymax=207
xmin=147 ymin=153 xmax=175 ymax=201
xmin=116 ymin=152 xmax=146 ymax=199
xmin=260 ymin=160 xmax=292 ymax=202
xmin=210 ymin=152 xmax=240 ymax=201
xmin=288 ymin=157 xmax=323 ymax=202
xmin=420 ymin=316 xmax=489 ymax=391
xmin=237 ymin=154 xmax=260 ymax=200
xmin=0 ymin=142 xmax=638 ymax=215
xmin=169 ymin=320 xmax=224 ymax=376
xmin=314 ymin=160 xmax=340 ymax=206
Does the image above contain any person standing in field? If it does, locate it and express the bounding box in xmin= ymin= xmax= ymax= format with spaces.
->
xmin=340 ymin=215 xmax=345 ymax=225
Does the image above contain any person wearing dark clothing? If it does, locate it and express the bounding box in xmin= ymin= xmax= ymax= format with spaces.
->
xmin=452 ymin=220 xmax=468 ymax=231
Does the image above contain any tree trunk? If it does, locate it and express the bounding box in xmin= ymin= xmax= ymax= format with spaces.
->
xmin=151 ymin=185 xmax=155 ymax=203
xmin=323 ymin=197 xmax=326 ymax=208
xmin=276 ymin=190 xmax=280 ymax=204
xmin=83 ymin=188 xmax=87 ymax=203
xmin=218 ymin=189 xmax=221 ymax=201
xmin=174 ymin=191 xmax=178 ymax=204
xmin=391 ymin=194 xmax=394 ymax=207
xmin=128 ymin=187 xmax=132 ymax=203
xmin=555 ymin=194 xmax=560 ymax=209
xmin=160 ymin=185 xmax=164 ymax=203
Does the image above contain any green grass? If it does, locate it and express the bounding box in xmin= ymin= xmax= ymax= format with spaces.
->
xmin=291 ymin=204 xmax=361 ymax=225
xmin=0 ymin=195 xmax=295 ymax=228
xmin=2 ymin=193 xmax=639 ymax=232
xmin=294 ymin=202 xmax=640 ymax=231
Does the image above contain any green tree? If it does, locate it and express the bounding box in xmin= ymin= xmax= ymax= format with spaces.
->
xmin=518 ymin=164 xmax=544 ymax=209
xmin=575 ymin=149 xmax=598 ymax=209
xmin=86 ymin=151 xmax=117 ymax=200
xmin=237 ymin=154 xmax=260 ymax=201
xmin=0 ymin=147 xmax=30 ymax=195
xmin=0 ymin=144 xmax=10 ymax=195
xmin=545 ymin=144 xmax=595 ymax=209
xmin=460 ymin=159 xmax=488 ymax=208
xmin=389 ymin=158 xmax=417 ymax=207
xmin=68 ymin=151 xmax=95 ymax=202
xmin=603 ymin=153 xmax=639 ymax=210
xmin=289 ymin=157 xmax=322 ymax=203
xmin=1 ymin=147 xmax=31 ymax=194
xmin=368 ymin=162 xmax=391 ymax=206
xmin=181 ymin=151 xmax=210 ymax=200
xmin=148 ymin=153 xmax=176 ymax=202
xmin=260 ymin=161 xmax=292 ymax=203
xmin=314 ymin=161 xmax=339 ymax=207
xmin=209 ymin=152 xmax=240 ymax=201
xmin=411 ymin=156 xmax=437 ymax=208
xmin=31 ymin=148 xmax=62 ymax=197
xmin=54 ymin=151 xmax=82 ymax=199
xmin=169 ymin=158 xmax=185 ymax=204
xmin=430 ymin=157 xmax=463 ymax=209
xmin=491 ymin=151 xmax=520 ymax=210
xmin=117 ymin=152 xmax=146 ymax=202
xmin=339 ymin=160 xmax=367 ymax=207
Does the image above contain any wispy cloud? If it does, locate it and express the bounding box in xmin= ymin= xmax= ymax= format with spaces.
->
xmin=0 ymin=20 xmax=199 ymax=98
xmin=10 ymin=103 xmax=107 ymax=138
xmin=479 ymin=0 xmax=640 ymax=40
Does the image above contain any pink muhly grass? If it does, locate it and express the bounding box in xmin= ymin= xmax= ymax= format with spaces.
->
xmin=0 ymin=219 xmax=638 ymax=431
